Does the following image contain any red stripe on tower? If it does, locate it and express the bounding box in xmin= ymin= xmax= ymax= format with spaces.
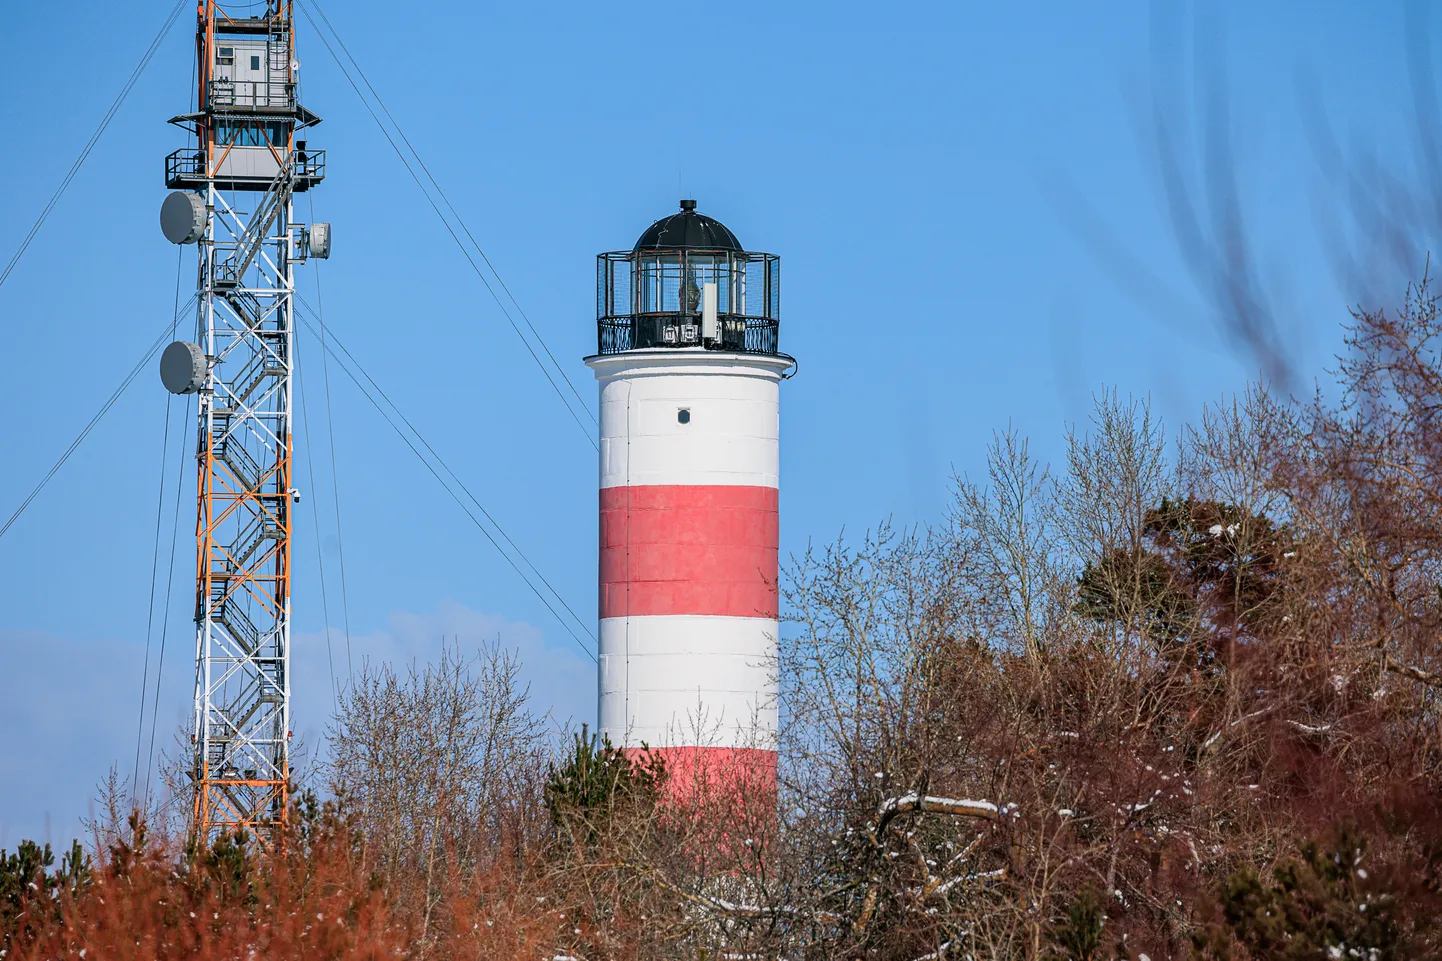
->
xmin=599 ymin=485 xmax=779 ymax=619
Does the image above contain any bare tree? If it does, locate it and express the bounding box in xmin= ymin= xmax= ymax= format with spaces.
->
xmin=326 ymin=640 xmax=550 ymax=941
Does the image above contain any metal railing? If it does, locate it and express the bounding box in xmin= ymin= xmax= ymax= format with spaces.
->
xmin=597 ymin=314 xmax=780 ymax=355
xmin=165 ymin=148 xmax=326 ymax=188
xmin=165 ymin=149 xmax=206 ymax=184
xmin=209 ymin=79 xmax=294 ymax=111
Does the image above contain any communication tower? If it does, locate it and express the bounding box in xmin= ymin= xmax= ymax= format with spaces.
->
xmin=158 ymin=0 xmax=328 ymax=848
xmin=589 ymin=200 xmax=791 ymax=798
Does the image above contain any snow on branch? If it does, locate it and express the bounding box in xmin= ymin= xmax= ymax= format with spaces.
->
xmin=871 ymin=794 xmax=1007 ymax=850
xmin=1384 ymin=654 xmax=1442 ymax=688
xmin=928 ymin=868 xmax=1007 ymax=897
xmin=877 ymin=794 xmax=1003 ymax=824
xmin=614 ymin=860 xmax=844 ymax=925
xmin=1202 ymin=705 xmax=1276 ymax=753
xmin=909 ymin=941 xmax=952 ymax=961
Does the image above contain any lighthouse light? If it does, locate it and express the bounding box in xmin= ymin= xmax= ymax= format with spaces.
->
xmin=702 ymin=282 xmax=719 ymax=342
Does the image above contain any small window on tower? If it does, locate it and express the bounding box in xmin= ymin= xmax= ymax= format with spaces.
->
xmin=217 ymin=46 xmax=234 ymax=65
xmin=251 ymin=55 xmax=262 ymax=71
xmin=677 ymin=408 xmax=691 ymax=425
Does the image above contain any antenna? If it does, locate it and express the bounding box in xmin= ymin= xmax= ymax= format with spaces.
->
xmin=158 ymin=0 xmax=328 ymax=851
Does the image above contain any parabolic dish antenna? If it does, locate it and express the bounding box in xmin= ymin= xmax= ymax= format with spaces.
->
xmin=160 ymin=191 xmax=206 ymax=245
xmin=160 ymin=341 xmax=206 ymax=395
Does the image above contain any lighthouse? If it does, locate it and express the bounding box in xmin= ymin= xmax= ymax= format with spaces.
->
xmin=588 ymin=200 xmax=791 ymax=796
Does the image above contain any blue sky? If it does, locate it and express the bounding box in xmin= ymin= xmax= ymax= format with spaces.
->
xmin=0 ymin=1 xmax=1423 ymax=846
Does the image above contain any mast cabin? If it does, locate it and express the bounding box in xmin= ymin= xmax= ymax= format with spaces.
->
xmin=165 ymin=1 xmax=323 ymax=192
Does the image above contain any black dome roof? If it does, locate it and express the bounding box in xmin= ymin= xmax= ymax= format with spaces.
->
xmin=634 ymin=199 xmax=743 ymax=251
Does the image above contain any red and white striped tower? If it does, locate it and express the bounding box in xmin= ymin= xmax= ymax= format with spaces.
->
xmin=588 ymin=200 xmax=791 ymax=796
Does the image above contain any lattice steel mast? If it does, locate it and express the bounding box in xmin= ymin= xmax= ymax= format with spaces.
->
xmin=158 ymin=0 xmax=328 ymax=848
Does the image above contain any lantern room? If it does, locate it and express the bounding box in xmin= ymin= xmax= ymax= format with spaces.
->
xmin=597 ymin=200 xmax=780 ymax=355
